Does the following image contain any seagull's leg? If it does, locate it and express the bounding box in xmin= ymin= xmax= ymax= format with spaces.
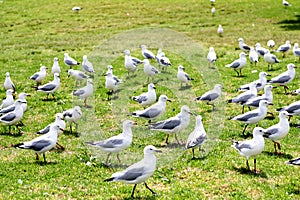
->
xmin=144 ymin=182 xmax=156 ymax=195
xmin=69 ymin=123 xmax=73 ymax=134
xmin=273 ymin=142 xmax=278 ymax=154
xmin=174 ymin=134 xmax=181 ymax=145
xmin=242 ymin=124 xmax=249 ymax=135
xmin=74 ymin=122 xmax=79 ymax=132
xmin=283 ymin=85 xmax=289 ymax=94
xmin=234 ymin=69 xmax=239 ymax=76
xmin=277 ymin=142 xmax=281 ymax=154
xmin=248 ymin=106 xmax=252 ymax=111
xmin=46 ymin=93 xmax=49 ymax=100
xmin=105 ymin=153 xmax=111 ymax=166
xmin=116 ymin=153 xmax=121 ymax=164
xmin=254 ymin=158 xmax=257 ymax=173
xmin=165 ymin=134 xmax=169 ymax=144
xmin=84 ymin=98 xmax=87 ymax=107
xmin=8 ymin=125 xmax=11 ymax=134
xmin=36 ymin=153 xmax=39 ymax=160
xmin=242 ymin=106 xmax=245 ymax=114
xmin=240 ymin=69 xmax=242 ymax=76
xmin=16 ymin=124 xmax=22 ymax=134
xmin=192 ymin=149 xmax=195 ymax=160
xmin=246 ymin=159 xmax=250 ymax=171
xmin=131 ymin=184 xmax=137 ymax=198
xmin=56 ymin=142 xmax=65 ymax=150
xmin=43 ymin=153 xmax=47 ymax=163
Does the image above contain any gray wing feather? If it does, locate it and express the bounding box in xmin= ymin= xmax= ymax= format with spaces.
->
xmin=73 ymin=89 xmax=85 ymax=96
xmin=1 ymin=113 xmax=16 ymax=122
xmin=118 ymin=167 xmax=144 ymax=181
xmin=39 ymin=84 xmax=56 ymax=91
xmin=99 ymin=139 xmax=124 ymax=148
xmin=30 ymin=140 xmax=51 ymax=151
xmin=236 ymin=113 xmax=259 ymax=122
xmin=151 ymin=119 xmax=181 ymax=130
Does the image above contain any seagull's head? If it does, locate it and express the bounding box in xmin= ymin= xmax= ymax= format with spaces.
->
xmin=148 ymin=83 xmax=156 ymax=90
xmin=214 ymin=84 xmax=222 ymax=91
xmin=238 ymin=38 xmax=244 ymax=43
xmin=279 ymin=111 xmax=292 ymax=119
xmin=209 ymin=47 xmax=215 ymax=52
xmin=253 ymin=127 xmax=268 ymax=137
xmin=181 ymin=105 xmax=194 ymax=116
xmin=259 ymin=100 xmax=272 ymax=107
xmin=54 ymin=57 xmax=59 ymax=62
xmin=56 ymin=113 xmax=64 ymax=121
xmin=52 ymin=124 xmax=64 ymax=132
xmin=195 ymin=115 xmax=203 ymax=123
xmin=6 ymin=89 xmax=14 ymax=95
xmin=5 ymin=72 xmax=10 ymax=77
xmin=141 ymin=44 xmax=147 ymax=50
xmin=255 ymin=43 xmax=261 ymax=48
xmin=260 ymin=71 xmax=270 ymax=78
xmin=159 ymin=95 xmax=171 ymax=103
xmin=286 ymin=40 xmax=291 ymax=45
xmin=287 ymin=63 xmax=297 ymax=70
xmin=264 ymin=84 xmax=275 ymax=92
xmin=144 ymin=145 xmax=162 ymax=155
xmin=107 ymin=65 xmax=113 ymax=70
xmin=67 ymin=69 xmax=73 ymax=77
xmin=294 ymin=43 xmax=299 ymax=48
xmin=18 ymin=92 xmax=29 ymax=99
xmin=239 ymin=52 xmax=246 ymax=58
xmin=74 ymin=106 xmax=82 ymax=114
xmin=178 ymin=65 xmax=184 ymax=71
xmin=40 ymin=65 xmax=47 ymax=71
xmin=143 ymin=59 xmax=150 ymax=64
xmin=87 ymin=79 xmax=93 ymax=85
xmin=123 ymin=49 xmax=130 ymax=55
xmin=123 ymin=120 xmax=137 ymax=128
xmin=64 ymin=53 xmax=69 ymax=58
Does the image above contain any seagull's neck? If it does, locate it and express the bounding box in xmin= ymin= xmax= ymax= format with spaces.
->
xmin=122 ymin=126 xmax=133 ymax=137
xmin=279 ymin=117 xmax=289 ymax=127
xmin=259 ymin=105 xmax=268 ymax=114
xmin=143 ymin=154 xmax=157 ymax=169
xmin=253 ymin=134 xmax=264 ymax=144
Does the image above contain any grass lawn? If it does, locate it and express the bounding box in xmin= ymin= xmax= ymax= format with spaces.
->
xmin=0 ymin=0 xmax=300 ymax=199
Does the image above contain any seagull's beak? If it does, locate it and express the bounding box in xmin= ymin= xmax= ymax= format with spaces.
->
xmin=26 ymin=93 xmax=31 ymax=97
xmin=263 ymin=131 xmax=272 ymax=137
xmin=294 ymin=66 xmax=297 ymax=68
xmin=188 ymin=111 xmax=196 ymax=116
xmin=266 ymin=74 xmax=271 ymax=76
xmin=59 ymin=127 xmax=65 ymax=132
xmin=155 ymin=149 xmax=162 ymax=153
xmin=167 ymin=99 xmax=172 ymax=102
xmin=272 ymin=86 xmax=277 ymax=89
xmin=133 ymin=122 xmax=137 ymax=126
xmin=268 ymin=103 xmax=274 ymax=105
xmin=153 ymin=86 xmax=156 ymax=89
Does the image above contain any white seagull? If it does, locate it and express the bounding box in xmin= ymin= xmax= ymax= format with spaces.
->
xmin=4 ymin=72 xmax=15 ymax=92
xmin=82 ymin=55 xmax=95 ymax=74
xmin=276 ymin=40 xmax=291 ymax=58
xmin=86 ymin=120 xmax=136 ymax=165
xmin=239 ymin=71 xmax=270 ymax=92
xmin=263 ymin=50 xmax=280 ymax=70
xmin=267 ymin=40 xmax=275 ymax=49
xmin=282 ymin=0 xmax=291 ymax=7
xmin=51 ymin=57 xmax=61 ymax=74
xmin=14 ymin=124 xmax=64 ymax=163
xmin=73 ymin=79 xmax=93 ymax=107
xmin=238 ymin=38 xmax=251 ymax=52
xmin=124 ymin=49 xmax=143 ymax=75
xmin=185 ymin=115 xmax=207 ymax=159
xmin=156 ymin=49 xmax=172 ymax=71
xmin=30 ymin=64 xmax=47 ymax=86
xmin=249 ymin=48 xmax=259 ymax=65
xmin=207 ymin=47 xmax=217 ymax=68
xmin=255 ymin=43 xmax=269 ymax=58
xmin=64 ymin=53 xmax=80 ymax=68
xmin=276 ymin=100 xmax=300 ymax=119
xmin=217 ymin=25 xmax=223 ymax=36
xmin=105 ymin=72 xmax=120 ymax=100
xmin=62 ymin=106 xmax=82 ymax=134
xmin=268 ymin=63 xmax=297 ymax=94
xmin=177 ymin=65 xmax=194 ymax=88
xmin=104 ymin=145 xmax=161 ymax=198
xmin=132 ymin=83 xmax=156 ymax=108
xmin=225 ymin=52 xmax=247 ymax=76
xmin=232 ymin=127 xmax=267 ymax=173
xmin=0 ymin=92 xmax=29 ymax=115
xmin=132 ymin=95 xmax=171 ymax=123
xmin=1 ymin=89 xmax=14 ymax=109
xmin=244 ymin=85 xmax=275 ymax=108
xmin=231 ymin=100 xmax=271 ymax=135
xmin=149 ymin=105 xmax=192 ymax=145
xmin=106 ymin=65 xmax=122 ymax=83
xmin=291 ymin=88 xmax=300 ymax=95
xmin=141 ymin=45 xmax=155 ymax=59
xmin=263 ymin=111 xmax=291 ymax=155
xmin=37 ymin=73 xmax=60 ymax=100
xmin=143 ymin=59 xmax=159 ymax=82
xmin=286 ymin=158 xmax=300 ymax=166
xmin=211 ymin=7 xmax=216 ymax=15
xmin=292 ymin=43 xmax=300 ymax=62
xmin=68 ymin=69 xmax=89 ymax=85
xmin=195 ymin=84 xmax=222 ymax=110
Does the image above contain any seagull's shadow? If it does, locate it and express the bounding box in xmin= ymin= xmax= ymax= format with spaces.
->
xmin=263 ymin=151 xmax=294 ymax=159
xmin=232 ymin=166 xmax=267 ymax=178
xmin=290 ymin=123 xmax=300 ymax=128
xmin=123 ymin=194 xmax=157 ymax=200
xmin=234 ymin=75 xmax=247 ymax=78
xmin=158 ymin=143 xmax=185 ymax=148
xmin=0 ymin=131 xmax=22 ymax=137
xmin=179 ymin=85 xmax=192 ymax=90
xmin=63 ymin=130 xmax=80 ymax=137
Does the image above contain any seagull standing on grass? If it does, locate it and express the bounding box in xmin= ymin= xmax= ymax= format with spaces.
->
xmin=143 ymin=59 xmax=159 ymax=82
xmin=86 ymin=120 xmax=136 ymax=165
xmin=282 ymin=0 xmax=291 ymax=7
xmin=30 ymin=65 xmax=47 ymax=86
xmin=0 ymin=92 xmax=29 ymax=115
xmin=195 ymin=84 xmax=222 ymax=110
xmin=255 ymin=43 xmax=268 ymax=58
xmin=267 ymin=40 xmax=276 ymax=49
xmin=14 ymin=124 xmax=64 ymax=163
xmin=0 ymin=100 xmax=24 ymax=134
xmin=263 ymin=111 xmax=291 ymax=155
xmin=37 ymin=73 xmax=60 ymax=100
xmin=292 ymin=43 xmax=300 ymax=62
xmin=238 ymin=38 xmax=251 ymax=52
xmin=149 ymin=105 xmax=192 ymax=145
xmin=51 ymin=57 xmax=61 ymax=74
xmin=73 ymin=79 xmax=93 ymax=107
xmin=225 ymin=52 xmax=247 ymax=76
xmin=277 ymin=40 xmax=291 ymax=58
xmin=124 ymin=49 xmax=143 ymax=75
xmin=249 ymin=48 xmax=259 ymax=65
xmin=268 ymin=63 xmax=297 ymax=94
xmin=132 ymin=95 xmax=171 ymax=123
xmin=63 ymin=106 xmax=82 ymax=134
xmin=141 ymin=45 xmax=155 ymax=59
xmin=4 ymin=72 xmax=15 ymax=92
xmin=232 ymin=127 xmax=267 ymax=173
xmin=104 ymin=145 xmax=161 ymax=198
xmin=276 ymin=100 xmax=300 ymax=120
xmin=68 ymin=69 xmax=89 ymax=85
xmin=185 ymin=115 xmax=207 ymax=159
xmin=177 ymin=65 xmax=194 ymax=88
xmin=264 ymin=50 xmax=280 ymax=70
xmin=105 ymin=72 xmax=120 ymax=100
xmin=231 ymin=100 xmax=271 ymax=135
xmin=82 ymin=55 xmax=95 ymax=75
xmin=239 ymin=72 xmax=270 ymax=92
xmin=244 ymin=85 xmax=275 ymax=108
xmin=156 ymin=49 xmax=172 ymax=71
xmin=132 ymin=83 xmax=156 ymax=108
xmin=217 ymin=25 xmax=223 ymax=36
xmin=211 ymin=7 xmax=216 ymax=15
xmin=64 ymin=53 xmax=80 ymax=68
xmin=106 ymin=65 xmax=122 ymax=83
xmin=207 ymin=47 xmax=217 ymax=68
xmin=0 ymin=89 xmax=14 ymax=109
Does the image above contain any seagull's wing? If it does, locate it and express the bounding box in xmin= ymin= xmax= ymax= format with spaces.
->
xmin=270 ymin=75 xmax=290 ymax=84
xmin=117 ymin=167 xmax=145 ymax=181
xmin=150 ymin=118 xmax=181 ymax=130
xmin=38 ymin=83 xmax=56 ymax=92
xmin=233 ymin=112 xmax=259 ymax=122
xmin=0 ymin=112 xmax=16 ymax=122
xmin=73 ymin=89 xmax=85 ymax=96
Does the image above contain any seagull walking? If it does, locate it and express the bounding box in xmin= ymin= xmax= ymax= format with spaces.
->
xmin=238 ymin=38 xmax=251 ymax=52
xmin=195 ymin=84 xmax=222 ymax=110
xmin=249 ymin=48 xmax=259 ymax=65
xmin=82 ymin=55 xmax=95 ymax=75
xmin=267 ymin=40 xmax=275 ymax=49
xmin=51 ymin=57 xmax=61 ymax=75
xmin=156 ymin=49 xmax=172 ymax=71
xmin=177 ymin=65 xmax=194 ymax=88
xmin=225 ymin=52 xmax=247 ymax=76
xmin=104 ymin=145 xmax=161 ymax=198
xmin=3 ymin=72 xmax=15 ymax=92
xmin=277 ymin=40 xmax=291 ymax=58
xmin=124 ymin=49 xmax=143 ymax=75
xmin=132 ymin=83 xmax=156 ymax=108
xmin=141 ymin=45 xmax=155 ymax=59
xmin=62 ymin=106 xmax=82 ymax=134
xmin=255 ymin=43 xmax=268 ymax=58
xmin=264 ymin=50 xmax=280 ymax=70
xmin=30 ymin=65 xmax=47 ymax=86
xmin=64 ymin=53 xmax=80 ymax=68
xmin=105 ymin=72 xmax=120 ymax=100
xmin=244 ymin=85 xmax=275 ymax=108
xmin=207 ymin=47 xmax=217 ymax=68
xmin=86 ymin=120 xmax=136 ymax=165
xmin=73 ymin=79 xmax=93 ymax=107
xmin=68 ymin=69 xmax=89 ymax=85
xmin=239 ymin=72 xmax=270 ymax=92
xmin=0 ymin=92 xmax=29 ymax=116
xmin=143 ymin=59 xmax=159 ymax=82
xmin=37 ymin=73 xmax=60 ymax=100
xmin=282 ymin=0 xmax=291 ymax=7
xmin=106 ymin=65 xmax=122 ymax=83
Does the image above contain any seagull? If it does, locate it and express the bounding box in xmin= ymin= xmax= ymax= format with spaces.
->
xmin=282 ymin=0 xmax=291 ymax=7
xmin=276 ymin=100 xmax=300 ymax=120
xmin=277 ymin=40 xmax=291 ymax=58
xmin=291 ymin=88 xmax=300 ymax=95
xmin=68 ymin=69 xmax=89 ymax=85
xmin=238 ymin=72 xmax=270 ymax=92
xmin=263 ymin=50 xmax=280 ymax=70
xmin=255 ymin=43 xmax=268 ymax=58
xmin=30 ymin=65 xmax=47 ymax=87
xmin=4 ymin=72 xmax=15 ymax=92
xmin=0 ymin=92 xmax=29 ymax=116
xmin=156 ymin=49 xmax=172 ymax=71
xmin=231 ymin=100 xmax=271 ymax=135
xmin=195 ymin=84 xmax=222 ymax=110
xmin=64 ymin=53 xmax=80 ymax=68
xmin=82 ymin=55 xmax=95 ymax=74
xmin=132 ymin=95 xmax=171 ymax=123
xmin=73 ymin=79 xmax=93 ymax=107
xmin=244 ymin=85 xmax=275 ymax=108
xmin=105 ymin=72 xmax=120 ymax=100
xmin=267 ymin=40 xmax=275 ymax=49
xmin=149 ymin=105 xmax=192 ymax=145
xmin=143 ymin=59 xmax=159 ymax=82
xmin=51 ymin=57 xmax=61 ymax=74
xmin=72 ymin=6 xmax=82 ymax=11
xmin=14 ymin=124 xmax=64 ymax=163
xmin=63 ymin=106 xmax=82 ymax=134
xmin=141 ymin=45 xmax=155 ymax=59
xmin=106 ymin=65 xmax=122 ymax=83
xmin=292 ymin=43 xmax=300 ymax=62
xmin=177 ymin=65 xmax=194 ymax=88
xmin=217 ymin=24 xmax=223 ymax=36
xmin=132 ymin=83 xmax=156 ymax=108
xmin=268 ymin=63 xmax=297 ymax=94
xmin=1 ymin=89 xmax=14 ymax=109
xmin=228 ymin=82 xmax=258 ymax=113
xmin=232 ymin=127 xmax=267 ymax=173
xmin=104 ymin=145 xmax=161 ymax=198
xmin=207 ymin=47 xmax=217 ymax=68
xmin=0 ymin=99 xmax=24 ymax=134
xmin=263 ymin=111 xmax=291 ymax=154
xmin=286 ymin=157 xmax=300 ymax=166
xmin=124 ymin=49 xmax=143 ymax=75
xmin=211 ymin=7 xmax=216 ymax=15
xmin=210 ymin=0 xmax=215 ymax=5
xmin=86 ymin=120 xmax=136 ymax=165
xmin=185 ymin=115 xmax=207 ymax=159
xmin=225 ymin=52 xmax=247 ymax=76
xmin=238 ymin=38 xmax=251 ymax=52
xmin=249 ymin=48 xmax=259 ymax=65
xmin=37 ymin=73 xmax=60 ymax=100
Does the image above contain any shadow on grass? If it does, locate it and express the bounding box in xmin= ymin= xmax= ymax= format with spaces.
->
xmin=263 ymin=151 xmax=294 ymax=159
xmin=63 ymin=130 xmax=80 ymax=137
xmin=123 ymin=193 xmax=157 ymax=200
xmin=179 ymin=85 xmax=192 ymax=90
xmin=0 ymin=131 xmax=23 ymax=137
xmin=232 ymin=166 xmax=268 ymax=178
xmin=277 ymin=14 xmax=300 ymax=31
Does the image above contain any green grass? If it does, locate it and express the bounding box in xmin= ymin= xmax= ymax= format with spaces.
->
xmin=1 ymin=0 xmax=300 ymax=199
